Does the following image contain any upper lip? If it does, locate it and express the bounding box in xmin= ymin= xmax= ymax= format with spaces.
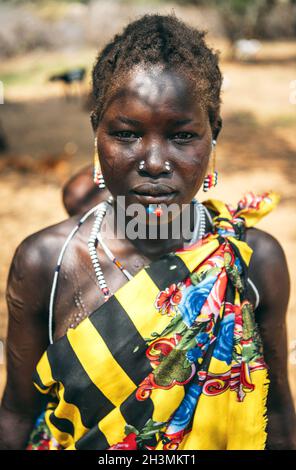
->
xmin=131 ymin=183 xmax=176 ymax=196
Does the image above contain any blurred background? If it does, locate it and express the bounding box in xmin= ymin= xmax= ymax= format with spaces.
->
xmin=0 ymin=0 xmax=295 ymax=405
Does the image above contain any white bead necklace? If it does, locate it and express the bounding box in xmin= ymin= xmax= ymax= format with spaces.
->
xmin=48 ymin=198 xmax=211 ymax=344
xmin=89 ymin=199 xmax=209 ymax=300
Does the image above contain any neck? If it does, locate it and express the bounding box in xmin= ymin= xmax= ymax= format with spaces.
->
xmin=130 ymin=234 xmax=187 ymax=259
xmin=107 ymin=199 xmax=208 ymax=260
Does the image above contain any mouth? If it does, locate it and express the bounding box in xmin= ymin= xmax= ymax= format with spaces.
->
xmin=130 ymin=184 xmax=178 ymax=204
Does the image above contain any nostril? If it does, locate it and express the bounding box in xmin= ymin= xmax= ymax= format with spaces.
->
xmin=137 ymin=158 xmax=173 ymax=177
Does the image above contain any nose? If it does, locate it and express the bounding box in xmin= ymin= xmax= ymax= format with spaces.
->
xmin=139 ymin=142 xmax=172 ymax=178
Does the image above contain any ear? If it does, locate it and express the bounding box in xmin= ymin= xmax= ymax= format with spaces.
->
xmin=212 ymin=116 xmax=222 ymax=141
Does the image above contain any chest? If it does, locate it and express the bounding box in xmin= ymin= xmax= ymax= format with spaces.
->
xmin=52 ymin=239 xmax=150 ymax=341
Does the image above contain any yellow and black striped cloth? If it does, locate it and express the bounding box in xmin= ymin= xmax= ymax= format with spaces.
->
xmin=34 ymin=251 xmax=206 ymax=449
xmin=33 ymin=192 xmax=279 ymax=450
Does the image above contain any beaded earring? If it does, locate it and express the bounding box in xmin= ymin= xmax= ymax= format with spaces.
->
xmin=203 ymin=139 xmax=218 ymax=192
xmin=93 ymin=137 xmax=106 ymax=189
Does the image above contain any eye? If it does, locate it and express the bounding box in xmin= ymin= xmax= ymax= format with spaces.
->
xmin=171 ymin=132 xmax=196 ymax=142
xmin=113 ymin=130 xmax=139 ymax=140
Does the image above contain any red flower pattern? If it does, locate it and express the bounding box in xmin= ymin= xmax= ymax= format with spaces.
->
xmin=108 ymin=433 xmax=138 ymax=450
xmin=155 ymin=283 xmax=182 ymax=316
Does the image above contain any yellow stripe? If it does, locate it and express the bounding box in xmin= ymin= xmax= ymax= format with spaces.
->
xmin=115 ymin=269 xmax=172 ymax=339
xmin=36 ymin=351 xmax=89 ymax=448
xmin=34 ymin=382 xmax=51 ymax=394
xmin=55 ymin=384 xmax=88 ymax=441
xmin=228 ymin=237 xmax=253 ymax=266
xmin=44 ymin=384 xmax=88 ymax=448
xmin=45 ymin=408 xmax=74 ymax=449
xmin=36 ymin=351 xmax=56 ymax=389
xmin=115 ymin=242 xmax=219 ymax=341
xmin=67 ymin=318 xmax=136 ymax=406
xmin=99 ymin=407 xmax=127 ymax=447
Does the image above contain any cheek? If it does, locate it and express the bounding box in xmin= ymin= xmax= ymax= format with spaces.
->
xmin=96 ymin=138 xmax=137 ymax=193
xmin=175 ymin=144 xmax=211 ymax=191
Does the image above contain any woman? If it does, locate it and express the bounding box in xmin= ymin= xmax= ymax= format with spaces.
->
xmin=0 ymin=14 xmax=295 ymax=450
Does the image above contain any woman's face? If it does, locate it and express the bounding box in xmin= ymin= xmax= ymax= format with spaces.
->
xmin=96 ymin=64 xmax=213 ymax=209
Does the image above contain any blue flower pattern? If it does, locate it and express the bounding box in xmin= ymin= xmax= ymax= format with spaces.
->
xmin=177 ymin=274 xmax=218 ymax=327
xmin=166 ymin=384 xmax=203 ymax=434
xmin=213 ymin=313 xmax=235 ymax=365
xmin=186 ymin=347 xmax=203 ymax=364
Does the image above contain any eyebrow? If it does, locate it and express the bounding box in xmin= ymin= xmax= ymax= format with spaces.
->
xmin=172 ymin=118 xmax=193 ymax=125
xmin=114 ymin=115 xmax=193 ymax=126
xmin=114 ymin=116 xmax=142 ymax=125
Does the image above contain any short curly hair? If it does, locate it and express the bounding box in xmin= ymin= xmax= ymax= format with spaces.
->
xmin=91 ymin=14 xmax=222 ymax=136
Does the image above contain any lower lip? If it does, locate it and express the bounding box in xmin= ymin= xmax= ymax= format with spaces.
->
xmin=131 ymin=191 xmax=177 ymax=204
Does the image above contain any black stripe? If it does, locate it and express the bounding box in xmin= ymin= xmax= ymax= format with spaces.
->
xmin=32 ymin=370 xmax=50 ymax=392
xmin=47 ymin=336 xmax=115 ymax=429
xmin=75 ymin=425 xmax=109 ymax=450
xmin=120 ymin=390 xmax=154 ymax=433
xmin=145 ymin=254 xmax=190 ymax=291
xmin=49 ymin=412 xmax=75 ymax=437
xmin=90 ymin=296 xmax=152 ymax=385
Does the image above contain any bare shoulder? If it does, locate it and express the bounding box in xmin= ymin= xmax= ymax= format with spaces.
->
xmin=12 ymin=216 xmax=80 ymax=271
xmin=245 ymin=227 xmax=290 ymax=313
xmin=245 ymin=227 xmax=287 ymax=262
xmin=7 ymin=216 xmax=81 ymax=313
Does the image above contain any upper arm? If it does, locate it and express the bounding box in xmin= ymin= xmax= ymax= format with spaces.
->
xmin=246 ymin=228 xmax=296 ymax=448
xmin=0 ymin=235 xmax=52 ymax=448
xmin=246 ymin=228 xmax=290 ymax=391
xmin=2 ymin=235 xmax=51 ymax=415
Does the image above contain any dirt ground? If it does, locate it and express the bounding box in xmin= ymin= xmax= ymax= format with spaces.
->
xmin=0 ymin=40 xmax=296 ymax=407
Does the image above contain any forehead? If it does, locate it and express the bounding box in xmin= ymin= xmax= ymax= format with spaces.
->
xmin=102 ymin=64 xmax=205 ymax=120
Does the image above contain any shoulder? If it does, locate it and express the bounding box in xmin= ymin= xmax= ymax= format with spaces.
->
xmin=7 ymin=216 xmax=81 ymax=304
xmin=245 ymin=227 xmax=290 ymax=312
xmin=245 ymin=227 xmax=287 ymax=266
xmin=245 ymin=227 xmax=288 ymax=273
xmin=13 ymin=216 xmax=79 ymax=268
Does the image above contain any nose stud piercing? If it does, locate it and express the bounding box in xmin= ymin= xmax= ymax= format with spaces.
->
xmin=165 ymin=161 xmax=171 ymax=172
xmin=138 ymin=160 xmax=172 ymax=172
xmin=139 ymin=160 xmax=145 ymax=171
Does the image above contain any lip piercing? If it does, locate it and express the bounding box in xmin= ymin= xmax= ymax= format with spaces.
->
xmin=146 ymin=204 xmax=163 ymax=217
